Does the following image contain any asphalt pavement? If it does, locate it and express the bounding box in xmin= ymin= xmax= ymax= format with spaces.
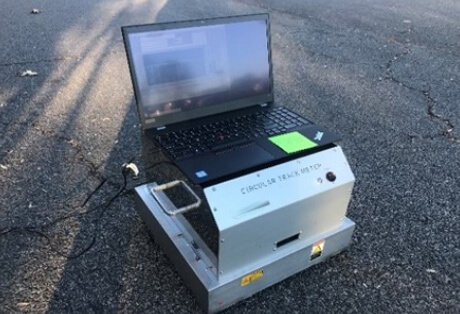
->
xmin=0 ymin=0 xmax=459 ymax=313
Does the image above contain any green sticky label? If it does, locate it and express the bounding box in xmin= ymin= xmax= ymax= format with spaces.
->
xmin=269 ymin=131 xmax=318 ymax=153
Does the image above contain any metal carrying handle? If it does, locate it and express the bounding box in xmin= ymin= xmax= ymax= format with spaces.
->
xmin=150 ymin=180 xmax=202 ymax=216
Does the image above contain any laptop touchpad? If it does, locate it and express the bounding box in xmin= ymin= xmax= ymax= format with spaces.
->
xmin=215 ymin=144 xmax=274 ymax=167
xmin=179 ymin=144 xmax=275 ymax=183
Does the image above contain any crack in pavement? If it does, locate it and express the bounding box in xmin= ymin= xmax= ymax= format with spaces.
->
xmin=420 ymin=91 xmax=459 ymax=143
xmin=32 ymin=124 xmax=106 ymax=182
xmin=383 ymin=47 xmax=459 ymax=144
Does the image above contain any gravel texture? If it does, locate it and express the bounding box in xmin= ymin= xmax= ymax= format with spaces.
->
xmin=0 ymin=0 xmax=459 ymax=313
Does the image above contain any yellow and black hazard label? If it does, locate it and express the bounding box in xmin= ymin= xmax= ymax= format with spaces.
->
xmin=310 ymin=240 xmax=325 ymax=260
xmin=241 ymin=269 xmax=264 ymax=286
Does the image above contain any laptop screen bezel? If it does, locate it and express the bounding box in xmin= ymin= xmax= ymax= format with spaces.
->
xmin=122 ymin=13 xmax=274 ymax=130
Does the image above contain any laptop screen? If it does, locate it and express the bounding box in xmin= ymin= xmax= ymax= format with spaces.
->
xmin=123 ymin=15 xmax=273 ymax=129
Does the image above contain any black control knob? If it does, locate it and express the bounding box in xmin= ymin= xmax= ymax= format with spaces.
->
xmin=326 ymin=171 xmax=336 ymax=182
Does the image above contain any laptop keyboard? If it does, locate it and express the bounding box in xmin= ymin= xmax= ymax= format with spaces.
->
xmin=156 ymin=107 xmax=311 ymax=160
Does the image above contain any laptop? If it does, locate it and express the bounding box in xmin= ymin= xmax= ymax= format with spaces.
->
xmin=122 ymin=14 xmax=340 ymax=186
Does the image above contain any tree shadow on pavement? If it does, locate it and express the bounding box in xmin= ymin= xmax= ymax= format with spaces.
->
xmin=2 ymin=0 xmax=458 ymax=313
xmin=0 ymin=0 xmax=173 ymax=312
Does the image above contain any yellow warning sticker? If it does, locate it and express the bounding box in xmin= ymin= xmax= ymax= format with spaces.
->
xmin=241 ymin=269 xmax=264 ymax=286
xmin=310 ymin=240 xmax=325 ymax=260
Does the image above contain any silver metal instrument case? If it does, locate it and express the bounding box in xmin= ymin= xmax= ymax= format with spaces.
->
xmin=134 ymin=145 xmax=356 ymax=313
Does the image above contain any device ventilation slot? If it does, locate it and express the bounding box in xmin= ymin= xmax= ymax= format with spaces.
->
xmin=276 ymin=233 xmax=300 ymax=248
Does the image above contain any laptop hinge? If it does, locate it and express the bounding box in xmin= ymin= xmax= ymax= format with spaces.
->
xmin=260 ymin=103 xmax=268 ymax=107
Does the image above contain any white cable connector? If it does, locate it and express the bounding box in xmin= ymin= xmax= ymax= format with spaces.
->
xmin=123 ymin=162 xmax=139 ymax=179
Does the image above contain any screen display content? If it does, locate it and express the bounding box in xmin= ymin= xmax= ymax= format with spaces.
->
xmin=127 ymin=19 xmax=270 ymax=121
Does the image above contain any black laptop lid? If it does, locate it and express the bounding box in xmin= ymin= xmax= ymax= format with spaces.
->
xmin=122 ymin=14 xmax=274 ymax=130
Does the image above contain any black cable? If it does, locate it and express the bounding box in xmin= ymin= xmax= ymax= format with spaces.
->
xmin=0 ymin=227 xmax=24 ymax=236
xmin=0 ymin=169 xmax=128 ymax=258
xmin=39 ymin=154 xmax=142 ymax=229
xmin=61 ymin=169 xmax=129 ymax=259
xmin=0 ymin=156 xmax=184 ymax=259
xmin=80 ymin=178 xmax=107 ymax=207
xmin=122 ymin=159 xmax=198 ymax=196
xmin=41 ymin=164 xmax=130 ymax=258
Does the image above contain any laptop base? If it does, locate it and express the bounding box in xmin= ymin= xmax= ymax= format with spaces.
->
xmin=134 ymin=146 xmax=355 ymax=313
